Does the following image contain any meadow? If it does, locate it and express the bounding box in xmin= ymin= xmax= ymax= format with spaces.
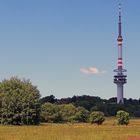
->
xmin=0 ymin=118 xmax=140 ymax=140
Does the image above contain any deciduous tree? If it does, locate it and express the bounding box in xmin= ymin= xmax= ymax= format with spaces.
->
xmin=0 ymin=77 xmax=40 ymax=125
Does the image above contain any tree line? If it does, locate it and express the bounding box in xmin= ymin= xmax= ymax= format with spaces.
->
xmin=0 ymin=77 xmax=139 ymax=125
xmin=40 ymin=95 xmax=140 ymax=117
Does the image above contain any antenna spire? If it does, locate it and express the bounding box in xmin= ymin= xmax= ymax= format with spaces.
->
xmin=118 ymin=3 xmax=122 ymax=36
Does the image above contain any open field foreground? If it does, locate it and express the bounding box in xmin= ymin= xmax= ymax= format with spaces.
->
xmin=0 ymin=119 xmax=140 ymax=140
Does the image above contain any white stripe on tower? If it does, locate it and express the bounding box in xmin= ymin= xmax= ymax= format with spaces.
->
xmin=118 ymin=42 xmax=122 ymax=46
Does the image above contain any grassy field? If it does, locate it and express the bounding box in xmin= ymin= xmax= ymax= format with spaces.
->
xmin=0 ymin=118 xmax=140 ymax=140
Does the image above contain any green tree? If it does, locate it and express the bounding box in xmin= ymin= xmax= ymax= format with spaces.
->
xmin=116 ymin=110 xmax=129 ymax=125
xmin=89 ymin=111 xmax=105 ymax=125
xmin=59 ymin=104 xmax=77 ymax=123
xmin=0 ymin=77 xmax=40 ymax=125
xmin=41 ymin=103 xmax=62 ymax=123
xmin=40 ymin=95 xmax=57 ymax=104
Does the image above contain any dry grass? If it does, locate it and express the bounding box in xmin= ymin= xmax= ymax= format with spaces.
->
xmin=0 ymin=118 xmax=139 ymax=140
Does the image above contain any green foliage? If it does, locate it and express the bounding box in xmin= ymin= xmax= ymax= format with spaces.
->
xmin=0 ymin=77 xmax=40 ymax=125
xmin=74 ymin=107 xmax=89 ymax=122
xmin=41 ymin=103 xmax=62 ymax=123
xmin=59 ymin=104 xmax=77 ymax=123
xmin=41 ymin=95 xmax=140 ymax=117
xmin=41 ymin=103 xmax=89 ymax=123
xmin=89 ymin=111 xmax=105 ymax=125
xmin=73 ymin=95 xmax=101 ymax=110
xmin=40 ymin=95 xmax=57 ymax=104
xmin=116 ymin=110 xmax=129 ymax=125
xmin=41 ymin=103 xmax=77 ymax=123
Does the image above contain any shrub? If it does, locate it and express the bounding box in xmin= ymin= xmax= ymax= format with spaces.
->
xmin=41 ymin=103 xmax=62 ymax=123
xmin=89 ymin=111 xmax=105 ymax=125
xmin=74 ymin=107 xmax=89 ymax=123
xmin=116 ymin=110 xmax=129 ymax=125
xmin=59 ymin=104 xmax=77 ymax=122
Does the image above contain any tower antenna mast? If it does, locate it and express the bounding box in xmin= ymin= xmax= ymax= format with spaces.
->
xmin=113 ymin=2 xmax=127 ymax=104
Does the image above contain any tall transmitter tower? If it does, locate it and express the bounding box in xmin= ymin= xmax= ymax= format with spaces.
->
xmin=114 ymin=3 xmax=127 ymax=104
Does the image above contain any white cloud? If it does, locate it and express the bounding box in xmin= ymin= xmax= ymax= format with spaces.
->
xmin=80 ymin=67 xmax=106 ymax=75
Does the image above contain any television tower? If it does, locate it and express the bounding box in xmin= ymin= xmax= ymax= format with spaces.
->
xmin=114 ymin=3 xmax=127 ymax=104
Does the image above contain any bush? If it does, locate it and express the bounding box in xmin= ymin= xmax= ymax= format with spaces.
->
xmin=74 ymin=107 xmax=89 ymax=123
xmin=41 ymin=104 xmax=89 ymax=123
xmin=41 ymin=103 xmax=62 ymax=123
xmin=59 ymin=104 xmax=77 ymax=123
xmin=89 ymin=111 xmax=105 ymax=125
xmin=116 ymin=110 xmax=129 ymax=125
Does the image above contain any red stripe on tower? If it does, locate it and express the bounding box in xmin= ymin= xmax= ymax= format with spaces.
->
xmin=118 ymin=62 xmax=122 ymax=64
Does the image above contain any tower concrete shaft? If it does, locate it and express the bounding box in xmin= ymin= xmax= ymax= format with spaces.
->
xmin=114 ymin=3 xmax=127 ymax=104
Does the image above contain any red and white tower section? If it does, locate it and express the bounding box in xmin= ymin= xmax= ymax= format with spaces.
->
xmin=114 ymin=4 xmax=127 ymax=104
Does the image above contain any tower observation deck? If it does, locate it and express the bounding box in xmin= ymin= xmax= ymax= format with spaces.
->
xmin=114 ymin=3 xmax=127 ymax=104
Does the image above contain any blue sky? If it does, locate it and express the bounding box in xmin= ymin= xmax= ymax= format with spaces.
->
xmin=0 ymin=0 xmax=140 ymax=99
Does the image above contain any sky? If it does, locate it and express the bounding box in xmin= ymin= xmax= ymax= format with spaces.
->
xmin=0 ymin=0 xmax=140 ymax=99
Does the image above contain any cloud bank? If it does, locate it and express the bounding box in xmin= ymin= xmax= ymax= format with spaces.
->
xmin=80 ymin=67 xmax=106 ymax=75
